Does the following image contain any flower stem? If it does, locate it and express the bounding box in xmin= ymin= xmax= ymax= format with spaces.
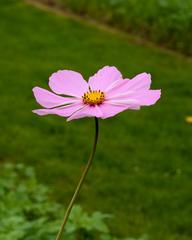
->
xmin=56 ymin=117 xmax=99 ymax=240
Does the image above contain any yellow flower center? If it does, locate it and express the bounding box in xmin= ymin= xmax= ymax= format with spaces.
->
xmin=82 ymin=89 xmax=105 ymax=105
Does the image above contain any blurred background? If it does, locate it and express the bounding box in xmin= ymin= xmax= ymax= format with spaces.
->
xmin=0 ymin=0 xmax=192 ymax=240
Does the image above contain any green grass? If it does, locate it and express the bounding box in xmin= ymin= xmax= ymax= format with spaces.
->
xmin=43 ymin=0 xmax=192 ymax=55
xmin=0 ymin=0 xmax=192 ymax=239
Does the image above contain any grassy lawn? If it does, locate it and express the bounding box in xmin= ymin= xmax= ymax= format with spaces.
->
xmin=41 ymin=0 xmax=192 ymax=55
xmin=0 ymin=0 xmax=192 ymax=239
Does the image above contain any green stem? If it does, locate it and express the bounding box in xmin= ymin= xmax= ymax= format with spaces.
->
xmin=56 ymin=117 xmax=99 ymax=240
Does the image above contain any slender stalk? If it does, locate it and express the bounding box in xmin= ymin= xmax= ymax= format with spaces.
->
xmin=56 ymin=117 xmax=99 ymax=240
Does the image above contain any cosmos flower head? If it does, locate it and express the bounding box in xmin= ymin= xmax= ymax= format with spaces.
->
xmin=32 ymin=66 xmax=161 ymax=121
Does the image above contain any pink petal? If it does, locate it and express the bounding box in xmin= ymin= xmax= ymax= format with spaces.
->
xmin=32 ymin=87 xmax=79 ymax=108
xmin=104 ymin=79 xmax=125 ymax=92
xmin=33 ymin=109 xmax=54 ymax=116
xmin=106 ymin=73 xmax=151 ymax=98
xmin=126 ymin=73 xmax=151 ymax=91
xmin=133 ymin=89 xmax=161 ymax=106
xmin=107 ymin=89 xmax=160 ymax=107
xmin=67 ymin=105 xmax=103 ymax=121
xmin=33 ymin=102 xmax=84 ymax=117
xmin=99 ymin=102 xmax=140 ymax=119
xmin=49 ymin=70 xmax=88 ymax=97
xmin=105 ymin=98 xmax=139 ymax=105
xmin=88 ymin=66 xmax=122 ymax=91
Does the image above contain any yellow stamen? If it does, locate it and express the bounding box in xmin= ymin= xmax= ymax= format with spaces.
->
xmin=82 ymin=90 xmax=105 ymax=105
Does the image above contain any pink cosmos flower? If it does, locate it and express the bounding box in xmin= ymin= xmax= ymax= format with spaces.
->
xmin=32 ymin=66 xmax=161 ymax=121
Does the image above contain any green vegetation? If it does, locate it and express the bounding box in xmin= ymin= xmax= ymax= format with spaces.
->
xmin=0 ymin=0 xmax=192 ymax=240
xmin=42 ymin=0 xmax=192 ymax=55
xmin=0 ymin=163 xmax=147 ymax=240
